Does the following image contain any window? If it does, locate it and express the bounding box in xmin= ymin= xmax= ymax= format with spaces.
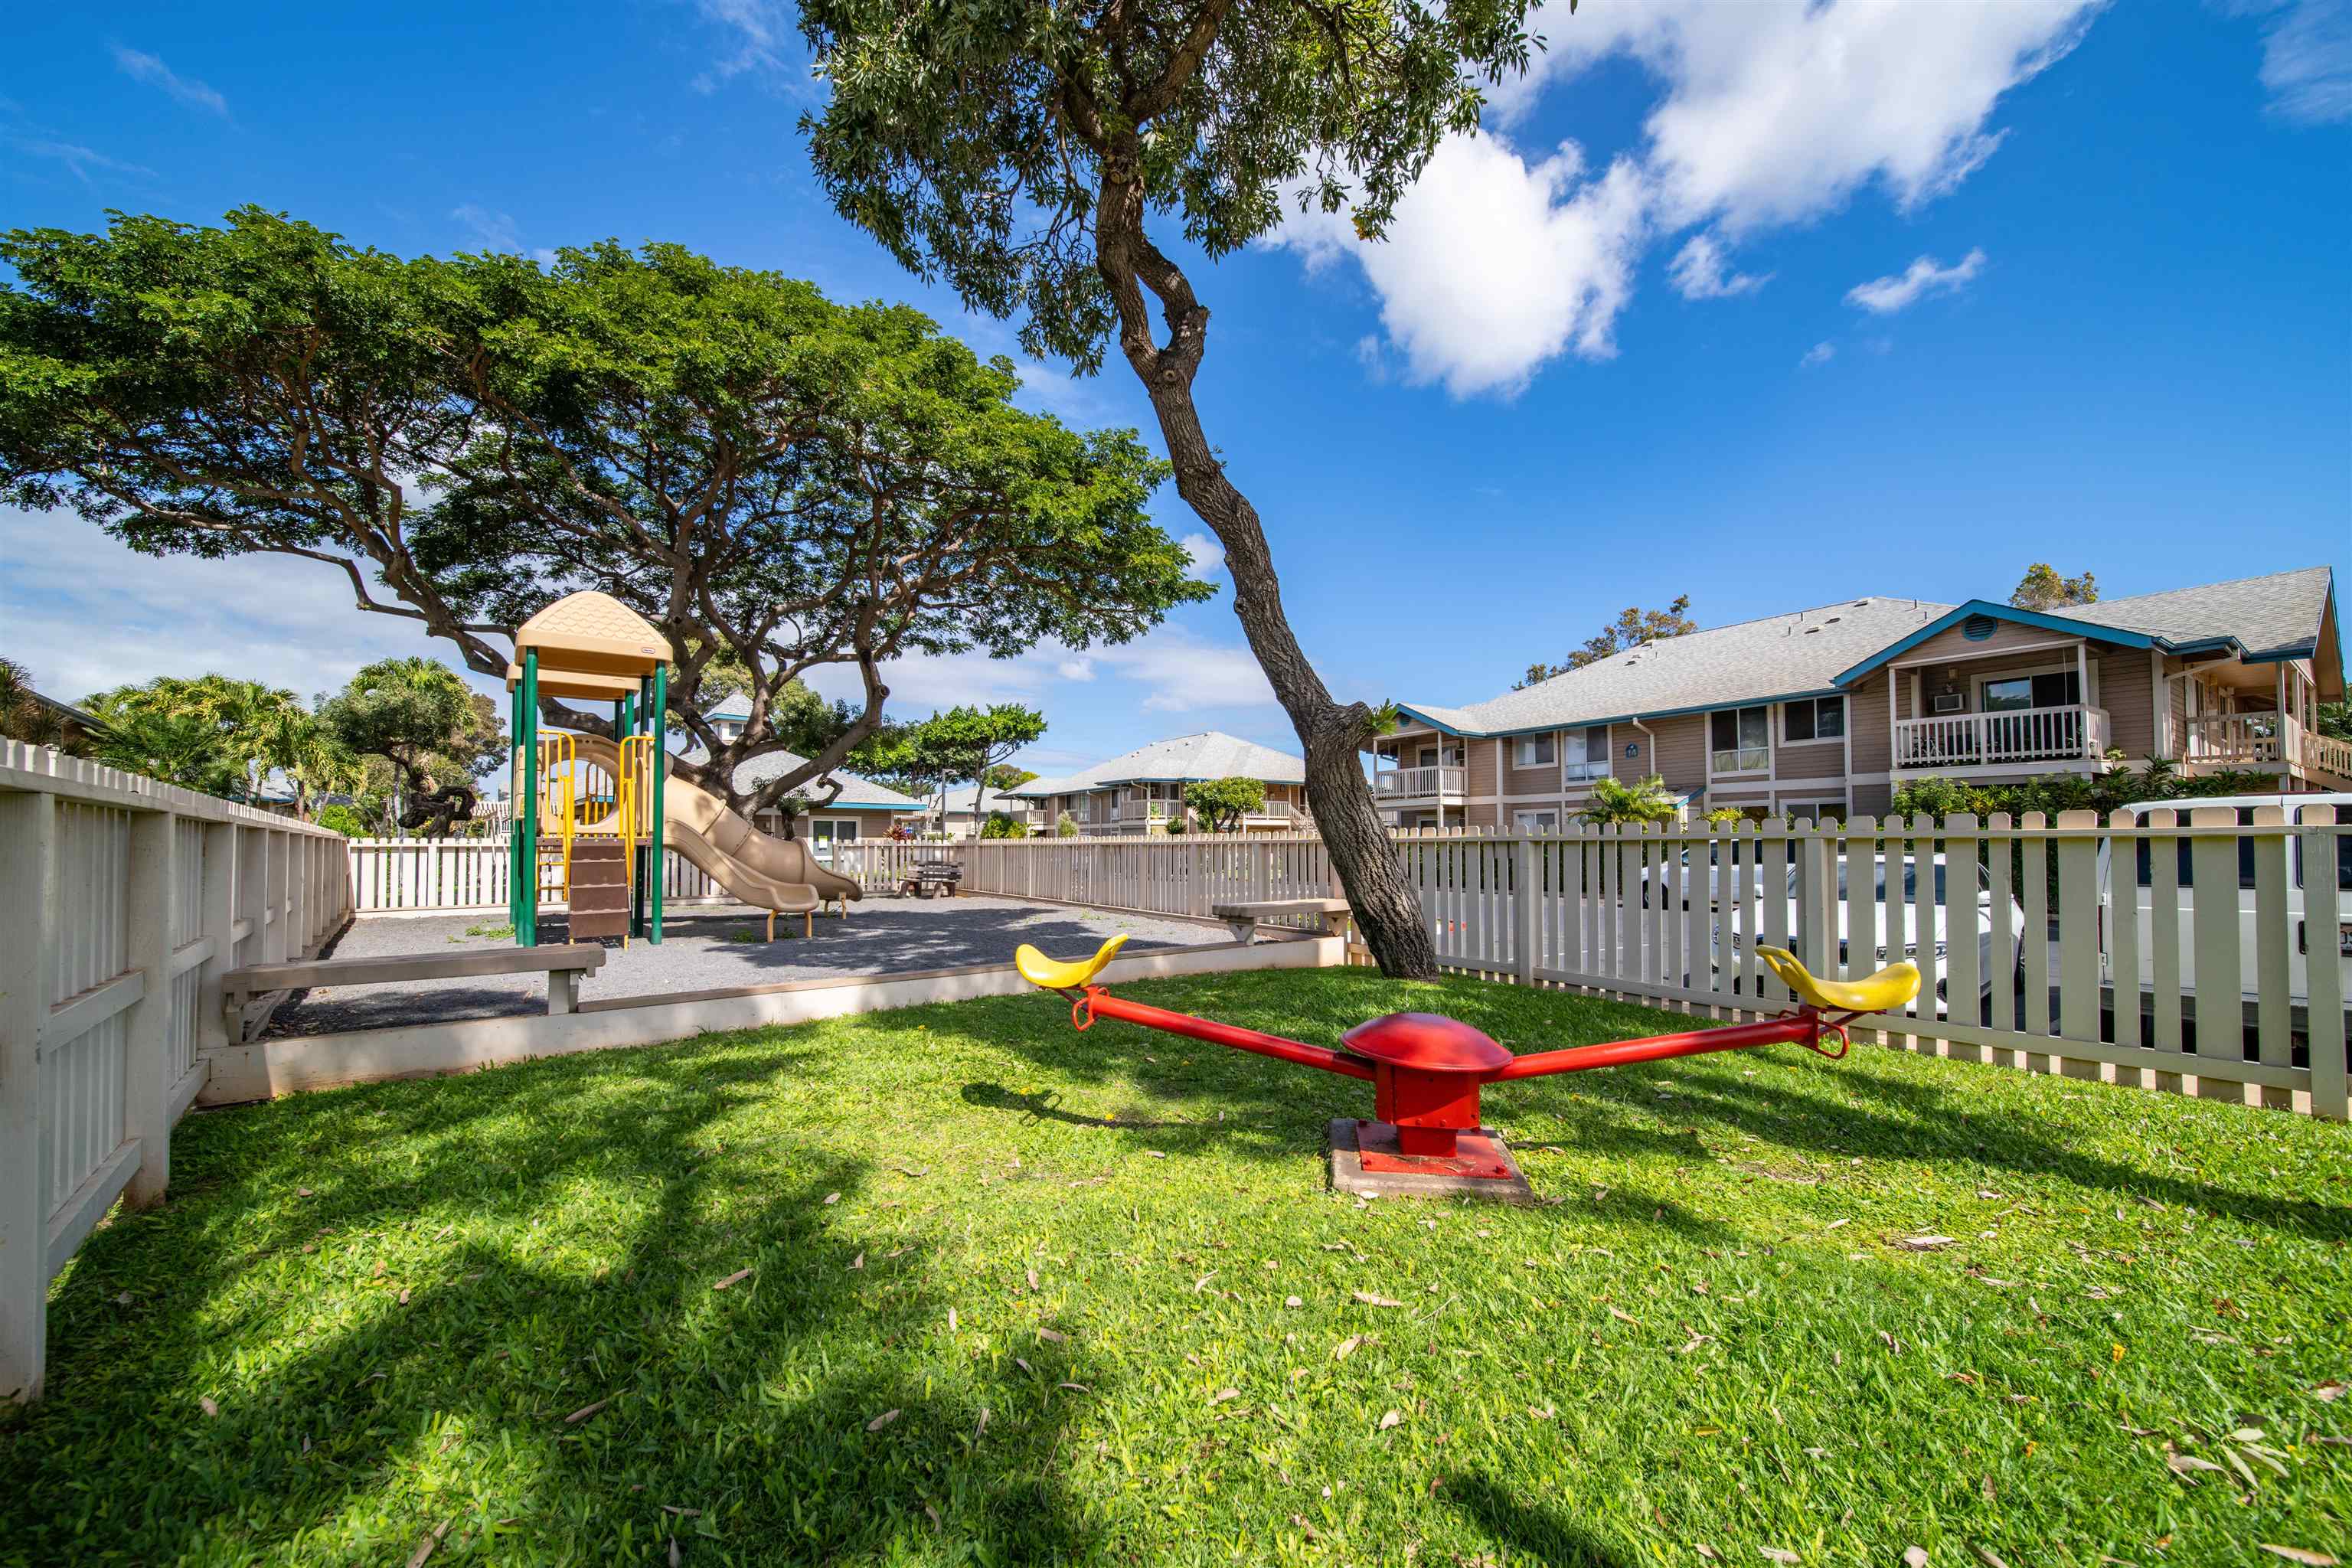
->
xmin=1783 ymin=696 xmax=1845 ymax=743
xmin=1710 ymin=707 xmax=1769 ymax=773
xmin=1562 ymin=724 xmax=1612 ymax=782
xmin=1981 ymin=670 xmax=2081 ymax=712
xmin=1513 ymin=734 xmax=1557 ymax=768
xmin=1514 ymin=809 xmax=1560 ymax=831
xmin=808 ymin=818 xmax=861 ymax=864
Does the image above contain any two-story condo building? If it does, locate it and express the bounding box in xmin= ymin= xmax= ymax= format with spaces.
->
xmin=1374 ymin=566 xmax=2346 ymax=828
xmin=1004 ymin=731 xmax=1312 ymax=835
xmin=684 ymin=700 xmax=926 ymax=859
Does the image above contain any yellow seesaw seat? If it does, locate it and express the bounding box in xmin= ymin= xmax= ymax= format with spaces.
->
xmin=1755 ymin=946 xmax=1920 ymax=1014
xmin=1014 ymin=935 xmax=1129 ymax=991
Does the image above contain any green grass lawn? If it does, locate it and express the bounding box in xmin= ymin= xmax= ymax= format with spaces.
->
xmin=6 ymin=969 xmax=2350 ymax=1566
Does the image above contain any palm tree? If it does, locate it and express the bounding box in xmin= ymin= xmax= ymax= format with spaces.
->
xmin=1578 ymin=773 xmax=1681 ymax=827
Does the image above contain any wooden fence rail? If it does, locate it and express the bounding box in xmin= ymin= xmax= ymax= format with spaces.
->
xmin=2 ymin=743 xmax=352 ymax=1403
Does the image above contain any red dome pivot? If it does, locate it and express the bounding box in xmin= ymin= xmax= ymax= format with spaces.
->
xmin=1341 ymin=1012 xmax=1512 ymax=1075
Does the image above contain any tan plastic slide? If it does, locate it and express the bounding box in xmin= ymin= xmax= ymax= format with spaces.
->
xmin=563 ymin=734 xmax=863 ymax=938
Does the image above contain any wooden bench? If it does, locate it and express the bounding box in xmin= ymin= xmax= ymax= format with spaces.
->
xmin=221 ymin=943 xmax=608 ymax=1043
xmin=900 ymin=861 xmax=965 ymax=900
xmin=1210 ymin=898 xmax=1353 ymax=945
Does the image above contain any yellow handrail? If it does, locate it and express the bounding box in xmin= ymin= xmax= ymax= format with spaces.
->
xmin=537 ymin=733 xmax=577 ymax=901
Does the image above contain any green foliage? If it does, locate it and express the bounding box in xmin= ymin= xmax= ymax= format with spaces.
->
xmin=985 ymin=763 xmax=1038 ymax=792
xmin=861 ymin=704 xmax=1047 ymax=817
xmin=8 ymin=970 xmax=2346 ymax=1562
xmin=1183 ymin=776 xmax=1266 ymax=833
xmin=978 ymin=810 xmax=1025 ymax=839
xmin=79 ymin=673 xmax=336 ymax=807
xmin=2010 ymin=564 xmax=2098 ymax=611
xmin=1888 ymin=758 xmax=2277 ymax=823
xmin=1702 ymin=806 xmax=1748 ymax=827
xmin=1578 ymin=773 xmax=1680 ymax=826
xmin=800 ymin=0 xmax=1538 ymax=371
xmin=311 ymin=803 xmax=374 ymax=839
xmin=1519 ymin=596 xmax=1698 ymax=689
xmin=0 ymin=210 xmax=1209 ymax=816
xmin=1054 ymin=812 xmax=1080 ymax=838
xmin=2319 ymin=701 xmax=2350 ymax=743
xmin=318 ymin=658 xmax=503 ymax=836
xmin=0 ymin=656 xmax=92 ymax=753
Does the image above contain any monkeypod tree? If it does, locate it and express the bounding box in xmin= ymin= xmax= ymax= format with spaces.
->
xmin=856 ymin=703 xmax=1047 ymax=821
xmin=800 ymin=0 xmax=1551 ymax=975
xmin=318 ymin=657 xmax=507 ymax=836
xmin=0 ymin=210 xmax=1210 ymax=820
xmin=1184 ymin=776 xmax=1265 ymax=834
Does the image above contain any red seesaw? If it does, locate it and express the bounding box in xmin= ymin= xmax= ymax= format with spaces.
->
xmin=1014 ymin=937 xmax=1919 ymax=1198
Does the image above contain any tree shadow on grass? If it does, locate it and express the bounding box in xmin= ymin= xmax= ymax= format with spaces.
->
xmin=4 ymin=1034 xmax=1106 ymax=1563
xmin=1632 ymin=1046 xmax=2352 ymax=1241
xmin=1445 ymin=1471 xmax=1641 ymax=1568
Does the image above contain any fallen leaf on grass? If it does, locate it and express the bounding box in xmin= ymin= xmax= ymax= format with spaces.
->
xmin=2257 ymin=1547 xmax=2337 ymax=1566
xmin=433 ymin=1225 xmax=453 ymax=1241
xmin=1285 ymin=1295 xmax=1304 ymax=1308
xmin=405 ymin=1519 xmax=452 ymax=1568
xmin=972 ymin=1407 xmax=990 ymax=1442
xmin=1760 ymin=1549 xmax=1799 ymax=1564
xmin=823 ymin=1192 xmax=841 ymax=1206
xmin=1058 ymin=1380 xmax=1090 ymax=1393
xmin=1900 ymin=1551 xmax=1927 ymax=1568
xmin=2165 ymin=1452 xmax=2226 ymax=1478
xmin=712 ymin=1269 xmax=753 ymax=1291
xmin=1608 ymin=1306 xmax=1640 ymax=1326
xmin=2311 ymin=1380 xmax=2347 ymax=1403
xmin=947 ymin=1308 xmax=958 ymax=1331
xmin=1026 ymin=1269 xmax=1040 ymax=1290
xmin=867 ymin=1409 xmax=900 ymax=1432
xmin=1353 ymin=1290 xmax=1403 ymax=1308
xmin=668 ymin=1539 xmax=680 ymax=1568
xmin=1146 ymin=1151 xmax=1168 ymax=1159
xmin=1973 ymin=1549 xmax=2011 ymax=1568
xmin=198 ymin=1396 xmax=219 ymax=1418
xmin=1527 ymin=1406 xmax=1555 ymax=1419
xmin=1378 ymin=1410 xmax=1402 ymax=1430
xmin=397 ymin=1288 xmax=410 ymax=1306
xmin=1037 ymin=1327 xmax=1067 ymax=1344
xmin=850 ymin=1253 xmax=864 ymax=1272
xmin=1694 ymin=1549 xmax=1719 ymax=1563
xmin=564 ymin=1398 xmax=610 ymax=1424
xmin=1897 ymin=1236 xmax=1956 ymax=1250
xmin=1211 ymin=1388 xmax=1239 ymax=1404
xmin=1334 ymin=1336 xmax=1361 ymax=1361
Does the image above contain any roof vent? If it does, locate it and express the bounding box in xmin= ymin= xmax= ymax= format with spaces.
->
xmin=1962 ymin=613 xmax=1999 ymax=642
xmin=1853 ymin=599 xmax=1870 ymax=607
xmin=1803 ymin=626 xmax=1821 ymax=635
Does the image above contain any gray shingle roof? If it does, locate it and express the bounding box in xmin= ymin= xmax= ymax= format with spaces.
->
xmin=999 ymin=731 xmax=1305 ymax=795
xmin=1401 ymin=566 xmax=2337 ymax=737
xmin=2055 ymin=567 xmax=2334 ymax=658
xmin=1403 ymin=596 xmax=1953 ymax=736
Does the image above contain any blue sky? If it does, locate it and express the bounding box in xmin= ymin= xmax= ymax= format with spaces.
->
xmin=3 ymin=0 xmax=2347 ymax=780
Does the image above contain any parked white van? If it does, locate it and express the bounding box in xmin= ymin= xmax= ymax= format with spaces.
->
xmin=2096 ymin=792 xmax=2351 ymax=1006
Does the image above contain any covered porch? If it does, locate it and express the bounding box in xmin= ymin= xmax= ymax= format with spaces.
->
xmin=2175 ymin=654 xmax=2352 ymax=789
xmin=1888 ymin=635 xmax=2116 ymax=778
xmin=1367 ymin=727 xmax=1468 ymax=825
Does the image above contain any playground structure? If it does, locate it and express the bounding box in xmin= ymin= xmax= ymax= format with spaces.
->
xmin=1014 ymin=936 xmax=1920 ymax=1198
xmin=506 ymin=592 xmax=861 ymax=945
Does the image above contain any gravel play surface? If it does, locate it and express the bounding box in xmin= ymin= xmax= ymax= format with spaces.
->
xmin=268 ymin=896 xmax=1217 ymax=1036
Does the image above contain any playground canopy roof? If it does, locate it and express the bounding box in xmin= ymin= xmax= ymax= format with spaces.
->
xmin=506 ymin=592 xmax=673 ymax=701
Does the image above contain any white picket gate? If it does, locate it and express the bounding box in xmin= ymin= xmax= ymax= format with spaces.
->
xmin=345 ymin=838 xmax=741 ymax=913
xmin=2 ymin=743 xmax=352 ymax=1403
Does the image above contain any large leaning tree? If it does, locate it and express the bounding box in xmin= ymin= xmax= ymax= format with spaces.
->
xmin=0 ymin=209 xmax=1211 ymax=819
xmin=799 ymin=0 xmax=1547 ymax=975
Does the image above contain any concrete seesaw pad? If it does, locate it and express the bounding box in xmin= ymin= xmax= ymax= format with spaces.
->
xmin=1327 ymin=1118 xmax=1536 ymax=1205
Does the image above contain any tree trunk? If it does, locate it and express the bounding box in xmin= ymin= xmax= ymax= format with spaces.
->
xmin=1091 ymin=162 xmax=1438 ymax=979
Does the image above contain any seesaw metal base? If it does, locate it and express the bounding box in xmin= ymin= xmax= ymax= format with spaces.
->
xmin=1328 ymin=1119 xmax=1534 ymax=1204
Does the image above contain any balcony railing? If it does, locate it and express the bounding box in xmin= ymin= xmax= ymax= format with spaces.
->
xmin=2181 ymin=712 xmax=2352 ymax=784
xmin=2308 ymin=727 xmax=2352 ymax=782
xmin=1893 ymin=704 xmax=2109 ymax=770
xmin=1372 ymin=765 xmax=1466 ymax=799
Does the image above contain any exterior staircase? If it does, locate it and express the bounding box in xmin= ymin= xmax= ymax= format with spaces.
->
xmin=559 ymin=838 xmax=630 ymax=941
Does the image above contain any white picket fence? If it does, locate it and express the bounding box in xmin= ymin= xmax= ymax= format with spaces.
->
xmin=1384 ymin=808 xmax=2346 ymax=1119
xmin=345 ymin=838 xmax=737 ymax=913
xmin=835 ymin=835 xmax=1338 ymax=922
xmin=2 ymin=743 xmax=352 ymax=1403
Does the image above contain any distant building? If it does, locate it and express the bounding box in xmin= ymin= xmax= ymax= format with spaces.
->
xmin=1002 ymin=731 xmax=1311 ymax=835
xmin=683 ymin=699 xmax=925 ymax=860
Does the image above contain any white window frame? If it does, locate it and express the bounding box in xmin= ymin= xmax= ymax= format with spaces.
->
xmin=1514 ymin=808 xmax=1560 ymax=832
xmin=1709 ymin=706 xmax=1770 ymax=776
xmin=1512 ymin=734 xmax=1557 ymax=769
xmin=1781 ymin=695 xmax=1845 ymax=744
xmin=1560 ymin=724 xmax=1612 ymax=783
xmin=1775 ymin=799 xmax=1844 ymax=824
xmin=807 ymin=815 xmax=862 ymax=863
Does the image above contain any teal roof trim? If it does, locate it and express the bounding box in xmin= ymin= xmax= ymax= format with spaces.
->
xmin=1393 ymin=690 xmax=1848 ymax=742
xmin=1831 ymin=601 xmax=2158 ymax=686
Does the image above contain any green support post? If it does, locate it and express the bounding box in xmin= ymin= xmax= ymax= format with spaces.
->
xmin=518 ymin=651 xmax=541 ymax=946
xmin=648 ymin=663 xmax=667 ymax=943
xmin=630 ymin=677 xmax=648 ymax=938
xmin=508 ymin=681 xmax=525 ymax=935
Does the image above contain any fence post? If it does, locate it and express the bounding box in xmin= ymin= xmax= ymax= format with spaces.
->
xmin=0 ymin=789 xmax=58 ymax=1403
xmin=1794 ymin=822 xmax=1834 ymax=978
xmin=2304 ymin=805 xmax=2346 ymax=1121
xmin=122 ymin=808 xmax=178 ymax=1208
xmin=192 ymin=821 xmax=239 ymax=1096
xmin=2053 ymin=809 xmax=2102 ymax=1080
xmin=1512 ymin=837 xmax=1537 ymax=985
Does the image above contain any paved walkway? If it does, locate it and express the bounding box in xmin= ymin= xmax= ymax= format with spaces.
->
xmin=270 ymin=896 xmax=1214 ymax=1036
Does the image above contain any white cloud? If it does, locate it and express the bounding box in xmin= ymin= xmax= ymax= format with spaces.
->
xmin=799 ymin=621 xmax=1279 ymax=719
xmin=9 ymin=138 xmax=158 ymax=186
xmin=1799 ymin=341 xmax=1837 ymax=368
xmin=1176 ymin=531 xmax=1225 ymax=579
xmin=1844 ymin=248 xmax=1988 ymax=314
xmin=687 ymin=0 xmax=805 ymax=93
xmin=1271 ymin=134 xmax=1649 ymax=397
xmin=110 ymin=47 xmax=228 ymax=116
xmin=2238 ymin=0 xmax=2352 ymax=122
xmin=1667 ymin=232 xmax=1768 ymax=299
xmin=1056 ymin=657 xmax=1096 ymax=681
xmin=1280 ymin=0 xmax=2096 ymax=395
xmin=450 ymin=204 xmax=524 ymax=253
xmin=0 ymin=508 xmax=496 ymax=704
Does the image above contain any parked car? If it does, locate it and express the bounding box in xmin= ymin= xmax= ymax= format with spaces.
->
xmin=1644 ymin=849 xmax=2026 ymax=1001
xmin=2096 ymin=792 xmax=2352 ymax=1007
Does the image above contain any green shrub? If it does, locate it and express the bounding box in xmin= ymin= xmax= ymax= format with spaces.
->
xmin=312 ymin=803 xmax=374 ymax=838
xmin=1054 ymin=812 xmax=1080 ymax=838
